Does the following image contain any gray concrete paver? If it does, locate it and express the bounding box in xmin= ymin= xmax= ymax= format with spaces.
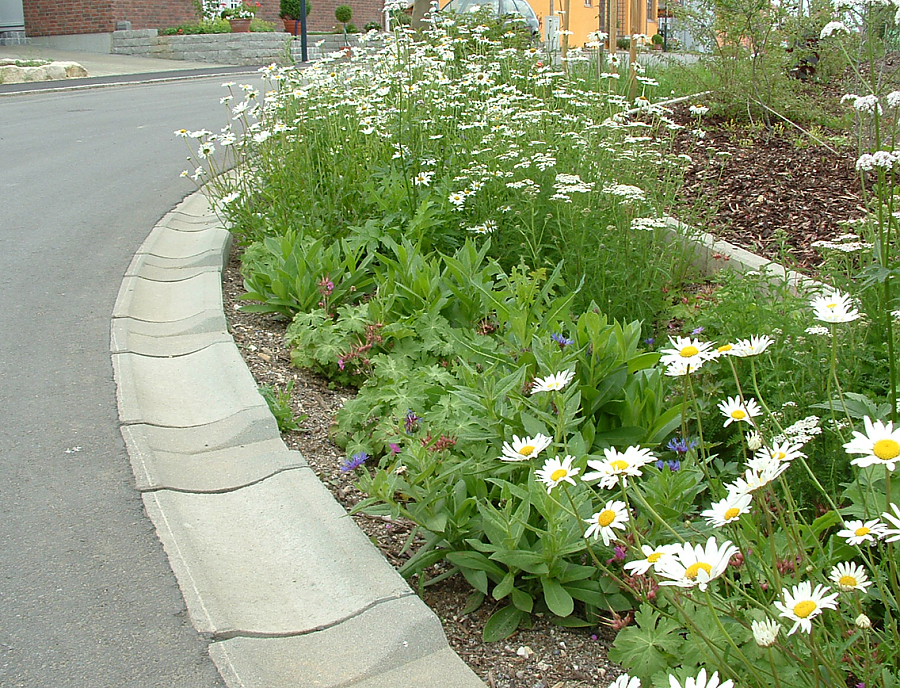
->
xmin=143 ymin=468 xmax=415 ymax=636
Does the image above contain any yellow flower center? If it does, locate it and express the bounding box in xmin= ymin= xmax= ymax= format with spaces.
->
xmin=680 ymin=345 xmax=700 ymax=358
xmin=550 ymin=468 xmax=568 ymax=482
xmin=873 ymin=439 xmax=900 ymax=461
xmin=731 ymin=409 xmax=747 ymax=420
xmin=793 ymin=600 xmax=817 ymax=618
xmin=724 ymin=507 xmax=741 ymax=520
xmin=610 ymin=459 xmax=629 ymax=471
xmin=826 ymin=302 xmax=837 ymax=309
xmin=519 ymin=445 xmax=536 ymax=457
xmin=855 ymin=526 xmax=870 ymax=537
xmin=647 ymin=552 xmax=662 ymax=563
xmin=775 ymin=451 xmax=786 ymax=460
xmin=839 ymin=575 xmax=858 ymax=589
xmin=597 ymin=509 xmax=616 ymax=527
xmin=684 ymin=562 xmax=712 ymax=580
xmin=717 ymin=344 xmax=732 ymax=353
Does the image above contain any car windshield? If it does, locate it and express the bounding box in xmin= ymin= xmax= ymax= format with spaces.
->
xmin=440 ymin=0 xmax=539 ymax=33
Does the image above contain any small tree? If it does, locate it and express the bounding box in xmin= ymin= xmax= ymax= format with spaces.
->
xmin=335 ymin=4 xmax=352 ymax=41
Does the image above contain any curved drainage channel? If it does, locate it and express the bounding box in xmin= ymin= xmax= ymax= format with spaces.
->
xmin=111 ymin=189 xmax=821 ymax=688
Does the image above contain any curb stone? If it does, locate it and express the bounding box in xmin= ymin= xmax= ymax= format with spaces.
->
xmin=112 ymin=189 xmax=487 ymax=688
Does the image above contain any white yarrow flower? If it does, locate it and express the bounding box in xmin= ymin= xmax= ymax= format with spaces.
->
xmin=751 ymin=618 xmax=781 ymax=647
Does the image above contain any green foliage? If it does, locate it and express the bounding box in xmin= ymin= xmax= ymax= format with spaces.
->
xmin=279 ymin=0 xmax=311 ymax=18
xmin=334 ymin=4 xmax=352 ymax=23
xmin=258 ymin=381 xmax=306 ymax=432
xmin=158 ymin=18 xmax=231 ymax=34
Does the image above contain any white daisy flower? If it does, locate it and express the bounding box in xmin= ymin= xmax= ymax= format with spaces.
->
xmin=745 ymin=431 xmax=763 ymax=451
xmin=715 ymin=342 xmax=735 ymax=357
xmin=536 ymin=455 xmax=580 ymax=493
xmin=810 ymin=290 xmax=860 ymax=324
xmin=754 ymin=441 xmax=805 ymax=465
xmin=664 ymin=358 xmax=705 ymax=377
xmin=836 ymin=518 xmax=888 ymax=546
xmin=843 ymin=417 xmax=900 ymax=471
xmin=701 ymin=492 xmax=753 ymax=528
xmin=774 ymin=580 xmax=839 ymax=635
xmin=718 ymin=396 xmax=762 ymax=427
xmin=731 ymin=335 xmax=773 ymax=357
xmin=726 ymin=463 xmax=790 ymax=495
xmin=829 ymin=562 xmax=871 ymax=592
xmin=531 ymin=369 xmax=575 ymax=394
xmin=582 ymin=445 xmax=657 ymax=489
xmin=751 ymin=618 xmax=780 ymax=647
xmin=688 ymin=103 xmax=710 ymax=116
xmin=608 ymin=674 xmax=642 ymax=688
xmin=624 ymin=544 xmax=679 ymax=576
xmin=881 ymin=502 xmax=900 ymax=541
xmin=667 ymin=667 xmax=733 ymax=688
xmin=656 ymin=537 xmax=739 ymax=591
xmin=584 ymin=500 xmax=629 ymax=546
xmin=413 ymin=171 xmax=434 ymax=186
xmin=660 ymin=336 xmax=717 ymax=368
xmin=499 ymin=434 xmax=552 ymax=462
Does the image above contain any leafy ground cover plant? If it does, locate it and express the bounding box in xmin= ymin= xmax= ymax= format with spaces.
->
xmin=181 ymin=5 xmax=900 ymax=687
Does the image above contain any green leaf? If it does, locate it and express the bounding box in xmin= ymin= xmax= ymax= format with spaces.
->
xmin=541 ymin=577 xmax=574 ymax=617
xmin=459 ymin=566 xmax=489 ymax=594
xmin=607 ymin=605 xmax=682 ymax=680
xmin=492 ymin=571 xmax=516 ymax=601
xmin=461 ymin=590 xmax=485 ymax=616
xmin=510 ymin=587 xmax=534 ymax=613
xmin=482 ymin=605 xmax=525 ymax=642
xmin=489 ymin=550 xmax=549 ymax=574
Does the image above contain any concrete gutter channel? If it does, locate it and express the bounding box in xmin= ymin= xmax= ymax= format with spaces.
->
xmin=111 ymin=190 xmax=820 ymax=687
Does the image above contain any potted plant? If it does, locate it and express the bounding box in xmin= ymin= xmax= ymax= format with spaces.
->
xmin=221 ymin=1 xmax=260 ymax=31
xmin=651 ymin=33 xmax=664 ymax=50
xmin=280 ymin=0 xmax=311 ymax=34
xmin=334 ymin=4 xmax=352 ymax=47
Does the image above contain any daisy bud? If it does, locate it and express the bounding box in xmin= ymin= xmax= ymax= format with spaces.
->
xmin=855 ymin=614 xmax=872 ymax=629
xmin=746 ymin=431 xmax=763 ymax=451
xmin=752 ymin=618 xmax=780 ymax=647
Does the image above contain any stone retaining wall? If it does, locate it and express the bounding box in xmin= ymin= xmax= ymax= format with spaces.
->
xmin=112 ymin=29 xmax=292 ymax=66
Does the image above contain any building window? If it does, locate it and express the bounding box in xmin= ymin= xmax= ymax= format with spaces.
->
xmin=584 ymin=0 xmax=592 ymax=6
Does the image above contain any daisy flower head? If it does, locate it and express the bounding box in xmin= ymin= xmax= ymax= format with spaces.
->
xmin=829 ymin=561 xmax=872 ymax=593
xmin=667 ymin=667 xmax=733 ymax=688
xmin=660 ymin=336 xmax=716 ymax=368
xmin=701 ymin=491 xmax=753 ymax=528
xmin=584 ymin=500 xmax=629 ymax=546
xmin=810 ymin=289 xmax=860 ymax=324
xmin=536 ymin=455 xmax=581 ymax=493
xmin=727 ymin=463 xmax=789 ymax=495
xmin=688 ymin=103 xmax=710 ymax=117
xmin=837 ymin=518 xmax=888 ymax=546
xmin=624 ymin=543 xmax=679 ymax=576
xmin=664 ymin=358 xmax=705 ymax=377
xmin=499 ymin=434 xmax=552 ymax=462
xmin=755 ymin=440 xmax=805 ymax=465
xmin=843 ymin=416 xmax=900 ymax=471
xmin=774 ymin=580 xmax=839 ymax=635
xmin=582 ymin=445 xmax=657 ymax=489
xmin=718 ymin=396 xmax=762 ymax=427
xmin=731 ymin=335 xmax=773 ymax=358
xmin=531 ymin=369 xmax=575 ymax=394
xmin=751 ymin=618 xmax=781 ymax=647
xmin=656 ymin=536 xmax=739 ymax=591
xmin=881 ymin=502 xmax=900 ymax=542
xmin=608 ymin=674 xmax=641 ymax=688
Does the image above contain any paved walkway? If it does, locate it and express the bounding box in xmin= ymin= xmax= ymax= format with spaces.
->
xmin=0 ymin=46 xmax=486 ymax=687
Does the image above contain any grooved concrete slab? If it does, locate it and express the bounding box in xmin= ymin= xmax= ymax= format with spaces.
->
xmin=124 ymin=252 xmax=222 ymax=281
xmin=137 ymin=225 xmax=231 ymax=261
xmin=160 ymin=214 xmax=224 ymax=232
xmin=143 ymin=469 xmax=414 ymax=636
xmin=114 ymin=343 xmax=267 ymax=427
xmin=113 ymin=272 xmax=223 ymax=322
xmin=111 ymin=312 xmax=229 ymax=356
xmin=173 ymin=190 xmax=215 ymax=216
xmin=209 ymin=597 xmax=484 ymax=688
xmin=124 ymin=421 xmax=297 ymax=492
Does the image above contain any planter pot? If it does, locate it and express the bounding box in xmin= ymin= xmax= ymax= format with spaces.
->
xmin=282 ymin=17 xmax=301 ymax=35
xmin=229 ymin=18 xmax=251 ymax=32
xmin=340 ymin=46 xmax=352 ymax=57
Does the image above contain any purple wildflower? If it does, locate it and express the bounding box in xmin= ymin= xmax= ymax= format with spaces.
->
xmin=404 ymin=409 xmax=420 ymax=434
xmin=665 ymin=437 xmax=697 ymax=455
xmin=643 ymin=337 xmax=654 ymax=347
xmin=691 ymin=326 xmax=705 ymax=335
xmin=388 ymin=442 xmax=401 ymax=454
xmin=551 ymin=332 xmax=574 ymax=348
xmin=655 ymin=459 xmax=681 ymax=472
xmin=340 ymin=452 xmax=368 ymax=472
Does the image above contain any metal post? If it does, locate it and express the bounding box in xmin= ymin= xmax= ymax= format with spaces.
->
xmin=299 ymin=0 xmax=308 ymax=62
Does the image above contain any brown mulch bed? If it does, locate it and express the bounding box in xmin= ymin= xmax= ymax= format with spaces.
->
xmin=666 ymin=103 xmax=865 ymax=273
xmin=220 ymin=103 xmax=866 ymax=686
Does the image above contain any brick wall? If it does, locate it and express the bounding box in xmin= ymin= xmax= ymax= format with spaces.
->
xmin=25 ymin=0 xmax=382 ymax=36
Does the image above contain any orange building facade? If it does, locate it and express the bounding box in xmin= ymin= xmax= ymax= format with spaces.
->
xmin=525 ymin=0 xmax=658 ymax=48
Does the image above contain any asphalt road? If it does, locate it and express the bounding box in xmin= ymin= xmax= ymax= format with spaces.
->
xmin=0 ymin=74 xmax=259 ymax=687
